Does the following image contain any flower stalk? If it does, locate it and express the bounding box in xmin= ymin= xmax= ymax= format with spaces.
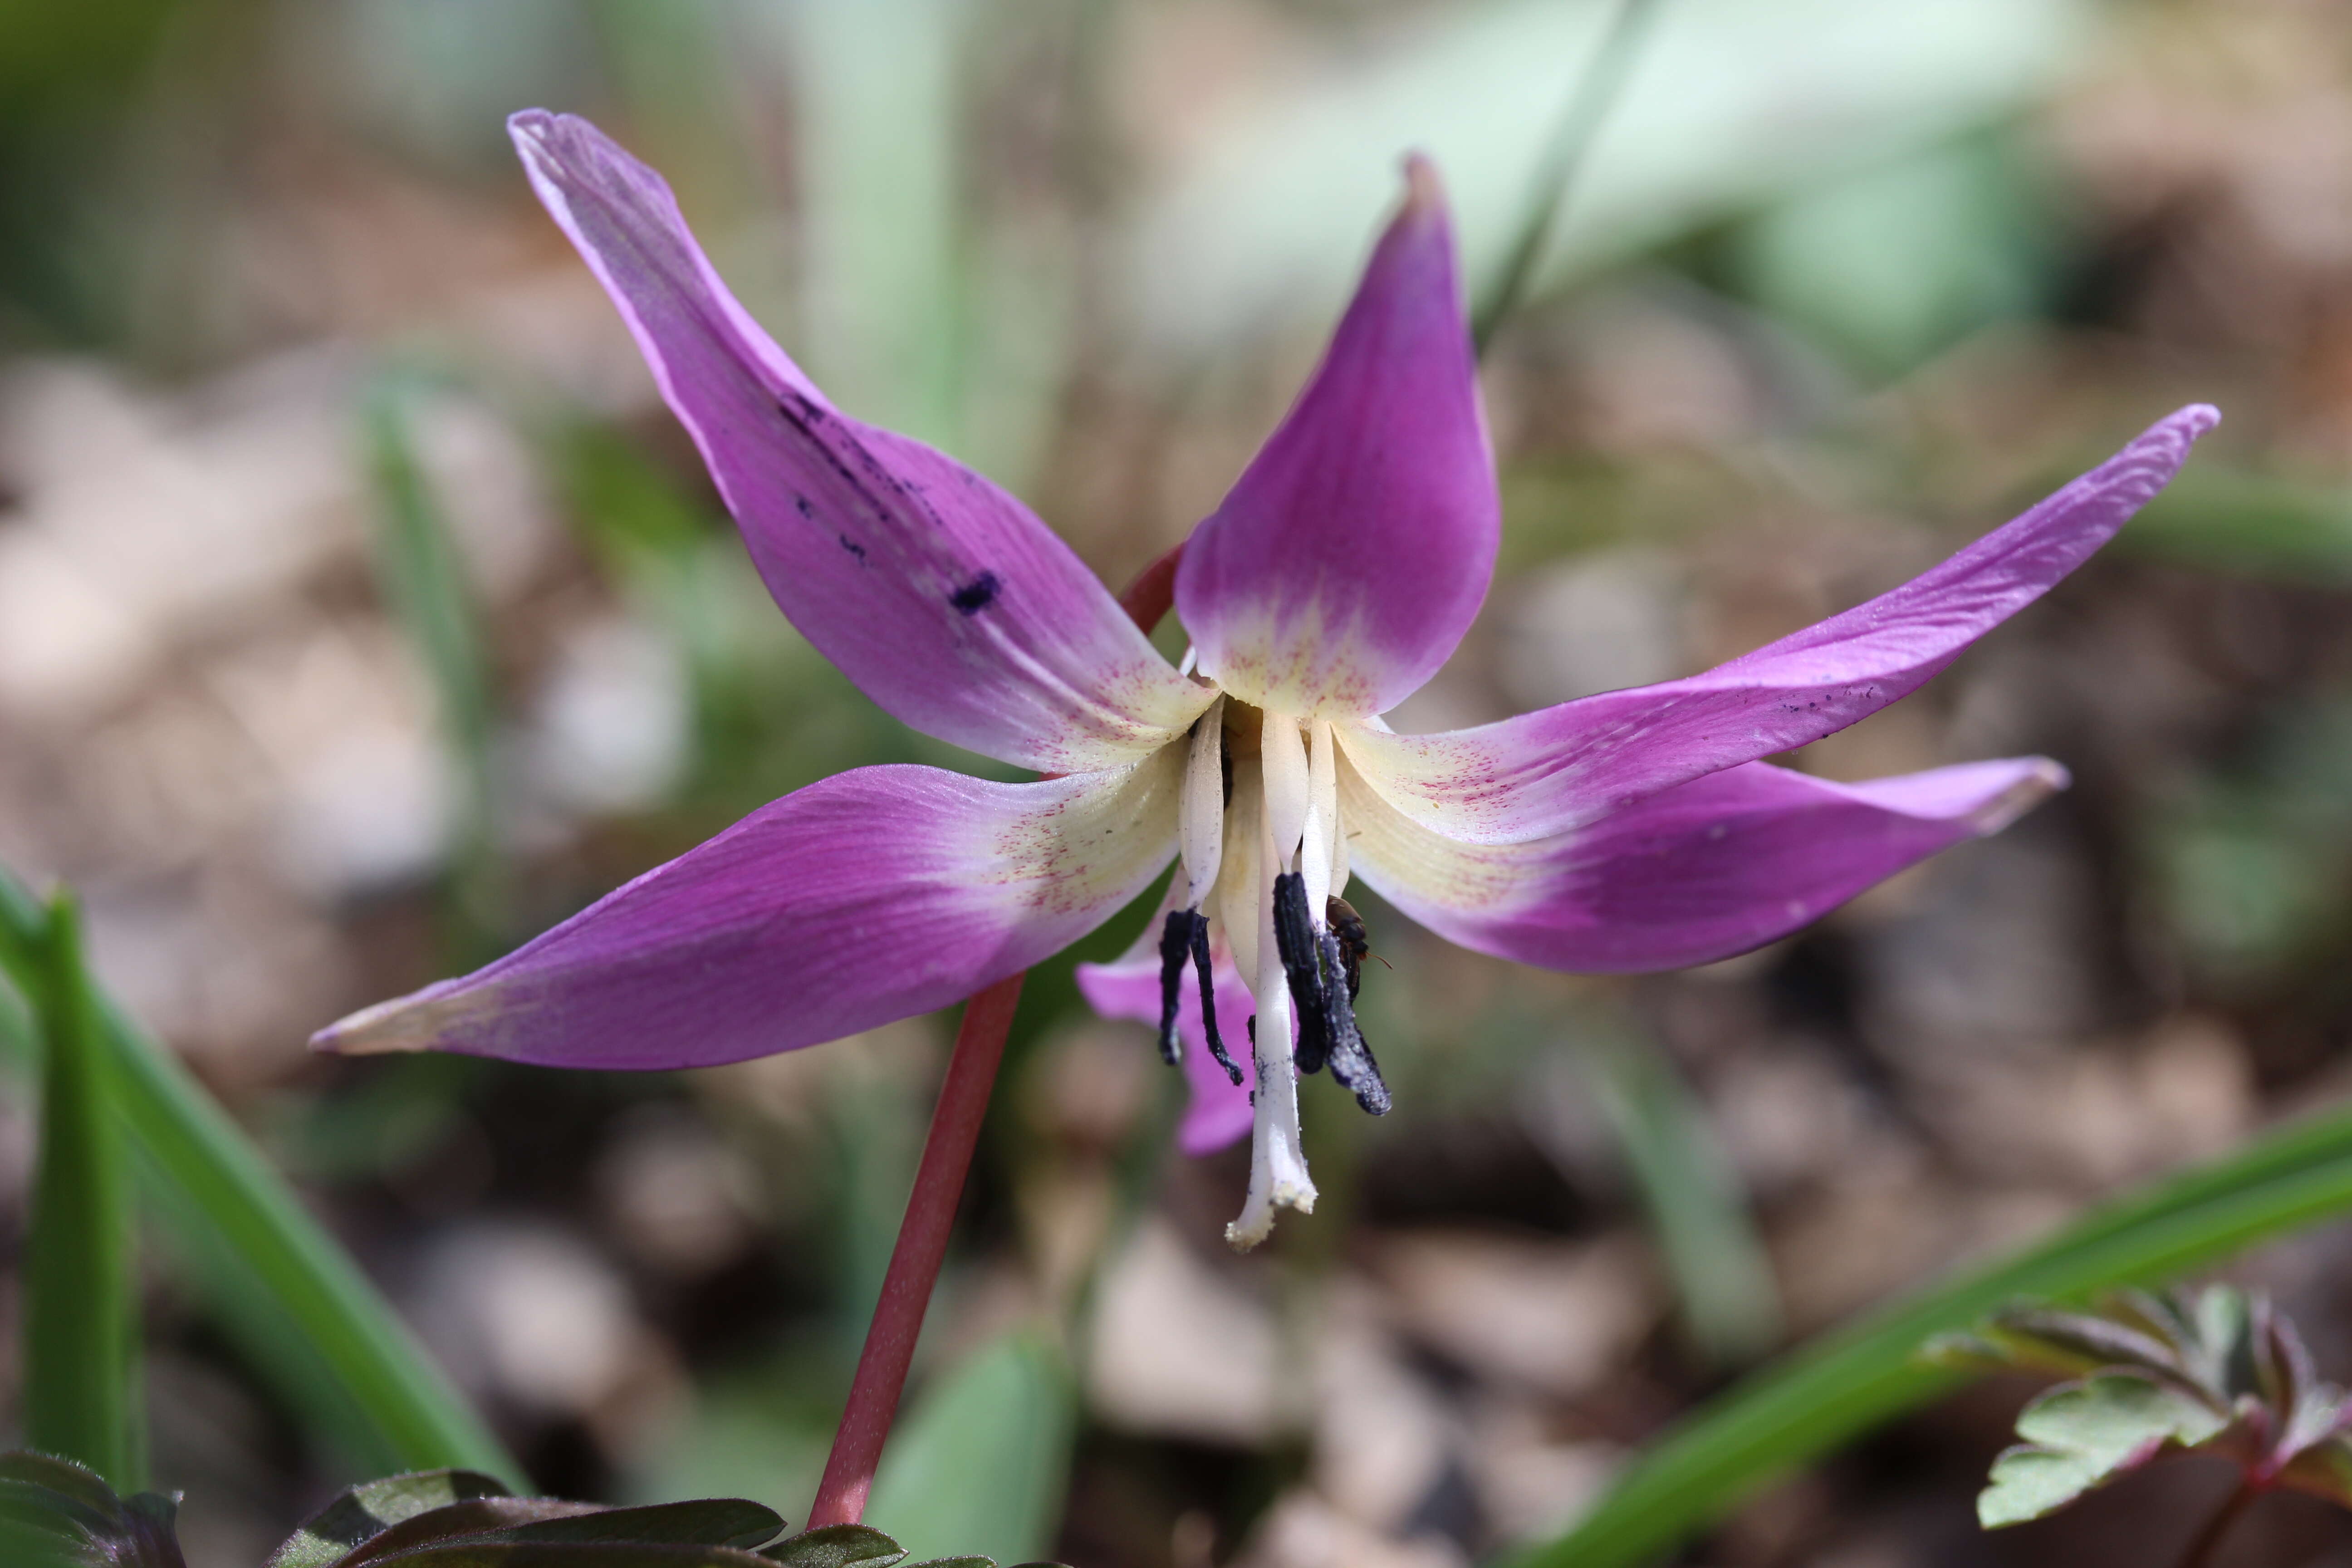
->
xmin=807 ymin=550 xmax=1181 ymax=1528
xmin=807 ymin=971 xmax=1024 ymax=1529
xmin=2178 ymin=1479 xmax=2257 ymax=1568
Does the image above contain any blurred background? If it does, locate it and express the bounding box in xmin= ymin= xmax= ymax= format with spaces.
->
xmin=5 ymin=0 xmax=2352 ymax=1564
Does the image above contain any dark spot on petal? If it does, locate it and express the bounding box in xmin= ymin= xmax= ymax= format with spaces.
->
xmin=949 ymin=571 xmax=1002 ymax=615
xmin=794 ymin=495 xmax=815 ymax=519
xmin=838 ymin=533 xmax=867 ymax=563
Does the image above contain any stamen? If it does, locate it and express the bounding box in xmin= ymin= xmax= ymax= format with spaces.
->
xmin=1228 ymin=779 xmax=1315 ymax=1250
xmin=1154 ymin=908 xmax=1199 ymax=1066
xmin=1179 ymin=698 xmax=1226 ymax=907
xmin=1217 ymin=764 xmax=1263 ymax=987
xmin=1260 ymin=711 xmax=1309 ymax=872
xmin=1301 ymin=720 xmax=1338 ymax=909
xmin=1190 ymin=914 xmax=1243 ymax=1085
xmin=1314 ymin=924 xmax=1391 ymax=1116
xmin=1272 ymin=872 xmax=1392 ymax=1117
xmin=1271 ymin=872 xmax=1330 ymax=1076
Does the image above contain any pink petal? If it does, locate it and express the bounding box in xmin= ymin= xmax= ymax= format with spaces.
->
xmin=1341 ymin=753 xmax=2066 ymax=973
xmin=1075 ymin=919 xmax=1256 ymax=1155
xmin=1175 ymin=157 xmax=1497 ymax=721
xmin=1344 ymin=406 xmax=2216 ymax=841
xmin=511 ymin=111 xmax=1211 ymax=773
xmin=314 ymin=756 xmax=1181 ymax=1069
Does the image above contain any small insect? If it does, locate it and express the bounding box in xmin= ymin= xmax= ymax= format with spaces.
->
xmin=1325 ymin=896 xmax=1371 ymax=1000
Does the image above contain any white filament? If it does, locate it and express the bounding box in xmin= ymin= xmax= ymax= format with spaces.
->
xmin=1227 ymin=790 xmax=1317 ymax=1250
xmin=1259 ymin=711 xmax=1309 ymax=874
xmin=1217 ymin=763 xmax=1263 ymax=986
xmin=1300 ymin=720 xmax=1338 ymax=912
xmin=1179 ymin=698 xmax=1226 ymax=907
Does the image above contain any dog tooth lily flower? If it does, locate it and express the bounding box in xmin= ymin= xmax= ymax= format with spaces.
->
xmin=313 ymin=109 xmax=2217 ymax=1250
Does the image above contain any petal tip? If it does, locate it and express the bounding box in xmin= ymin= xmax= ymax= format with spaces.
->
xmin=506 ymin=107 xmax=564 ymax=160
xmin=1966 ymin=756 xmax=2069 ymax=835
xmin=2174 ymin=402 xmax=2222 ymax=436
xmin=309 ymin=981 xmax=500 ymax=1057
xmin=1398 ymin=151 xmax=1447 ymax=218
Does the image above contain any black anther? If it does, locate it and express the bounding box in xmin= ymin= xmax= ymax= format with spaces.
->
xmin=1190 ymin=914 xmax=1243 ymax=1084
xmin=1271 ymin=872 xmax=1330 ymax=1075
xmin=1155 ymin=909 xmax=1196 ymax=1066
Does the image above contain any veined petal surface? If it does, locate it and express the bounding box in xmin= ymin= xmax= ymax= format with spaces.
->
xmin=1175 ymin=157 xmax=1496 ymax=721
xmin=1076 ymin=933 xmax=1256 ymax=1156
xmin=1343 ymin=406 xmax=2215 ymax=842
xmin=1341 ymin=754 xmax=2065 ymax=973
xmin=512 ymin=110 xmax=1211 ymax=772
xmin=314 ymin=756 xmax=1182 ymax=1069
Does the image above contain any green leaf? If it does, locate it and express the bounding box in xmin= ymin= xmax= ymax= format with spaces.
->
xmin=1977 ymin=1373 xmax=2228 ymax=1527
xmin=1583 ymin=1031 xmax=1782 ymax=1367
xmin=1981 ymin=1306 xmax=2191 ymax=1385
xmin=902 ymin=1558 xmax=994 ymax=1568
xmin=353 ymin=1546 xmax=783 ymax=1568
xmin=863 ymin=1332 xmax=1074 ymax=1568
xmin=1501 ymin=1098 xmax=2352 ymax=1568
xmin=275 ymin=1482 xmax=791 ymax=1568
xmin=1730 ymin=133 xmax=2049 ymax=376
xmin=1127 ymin=0 xmax=2082 ymax=356
xmin=2280 ymin=1434 xmax=2352 ymax=1507
xmin=2118 ymin=466 xmax=2352 ymax=586
xmin=271 ymin=1470 xmax=517 ymax=1568
xmin=470 ymin=1501 xmax=788 ymax=1553
xmin=363 ymin=371 xmax=506 ymax=951
xmin=19 ymin=893 xmax=142 ymax=1490
xmin=758 ymin=1525 xmax=908 ymax=1568
xmin=0 ymin=866 xmax=521 ymax=1485
xmin=319 ymin=1501 xmax=593 ymax=1568
xmin=0 ymin=1452 xmax=187 ymax=1568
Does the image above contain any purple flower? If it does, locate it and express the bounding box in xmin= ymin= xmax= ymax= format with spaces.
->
xmin=315 ymin=110 xmax=2216 ymax=1248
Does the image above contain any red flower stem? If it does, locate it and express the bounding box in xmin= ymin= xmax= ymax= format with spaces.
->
xmin=804 ymin=543 xmax=1183 ymax=1529
xmin=2176 ymin=1476 xmax=2259 ymax=1568
xmin=807 ymin=972 xmax=1026 ymax=1528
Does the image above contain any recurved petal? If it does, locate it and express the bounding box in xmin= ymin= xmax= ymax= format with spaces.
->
xmin=1076 ymin=928 xmax=1256 ymax=1155
xmin=511 ymin=110 xmax=1210 ymax=772
xmin=1174 ymin=157 xmax=1497 ymax=721
xmin=1341 ymin=752 xmax=2065 ymax=973
xmin=315 ymin=755 xmax=1181 ymax=1069
xmin=1342 ymin=406 xmax=2216 ymax=842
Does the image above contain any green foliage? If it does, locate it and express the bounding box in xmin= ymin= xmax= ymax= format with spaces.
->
xmin=1931 ymin=1285 xmax=2352 ymax=1525
xmin=1128 ymin=0 xmax=2081 ymax=354
xmin=17 ymin=893 xmax=141 ymax=1490
xmin=863 ymin=1332 xmax=1076 ymax=1568
xmin=760 ymin=1525 xmax=912 ymax=1568
xmin=363 ymin=370 xmax=506 ymax=952
xmin=1730 ymin=133 xmax=2050 ymax=376
xmin=1504 ymin=1098 xmax=2352 ymax=1568
xmin=1976 ymin=1373 xmax=2225 ymax=1527
xmin=2120 ymin=466 xmax=2352 ymax=587
xmin=0 ymin=1452 xmax=185 ymax=1568
xmin=2139 ymin=698 xmax=2352 ymax=991
xmin=0 ymin=1459 xmax=1067 ymax=1568
xmin=270 ymin=1471 xmax=519 ymax=1568
xmin=1582 ymin=1030 xmax=1782 ymax=1368
xmin=0 ymin=866 xmax=519 ymax=1484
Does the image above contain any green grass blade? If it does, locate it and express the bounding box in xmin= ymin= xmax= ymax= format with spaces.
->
xmin=364 ymin=370 xmax=506 ymax=952
xmin=1471 ymin=0 xmax=1663 ymax=354
xmin=0 ymin=866 xmax=520 ymax=1484
xmin=864 ymin=1330 xmax=1076 ymax=1567
xmin=1504 ymin=1101 xmax=2352 ymax=1568
xmin=19 ymin=892 xmax=142 ymax=1490
xmin=1584 ymin=1033 xmax=1783 ymax=1367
